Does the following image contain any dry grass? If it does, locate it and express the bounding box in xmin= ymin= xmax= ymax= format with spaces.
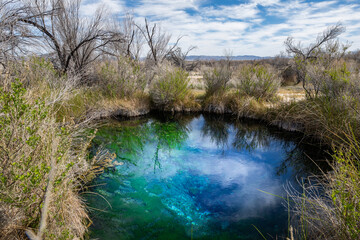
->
xmin=89 ymin=93 xmax=151 ymax=118
xmin=45 ymin=189 xmax=89 ymax=239
xmin=277 ymin=84 xmax=306 ymax=103
xmin=202 ymin=92 xmax=232 ymax=114
xmin=0 ymin=61 xmax=115 ymax=239
xmin=0 ymin=90 xmax=92 ymax=239
xmin=229 ymin=95 xmax=269 ymax=119
xmin=286 ymin=130 xmax=360 ymax=240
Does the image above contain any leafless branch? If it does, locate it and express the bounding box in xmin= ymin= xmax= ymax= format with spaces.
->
xmin=284 ymin=23 xmax=346 ymax=98
xmin=137 ymin=18 xmax=183 ymax=66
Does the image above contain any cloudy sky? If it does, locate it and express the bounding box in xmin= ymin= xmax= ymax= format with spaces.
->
xmin=81 ymin=0 xmax=360 ymax=57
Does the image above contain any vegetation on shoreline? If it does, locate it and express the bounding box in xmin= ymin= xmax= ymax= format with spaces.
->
xmin=0 ymin=0 xmax=360 ymax=239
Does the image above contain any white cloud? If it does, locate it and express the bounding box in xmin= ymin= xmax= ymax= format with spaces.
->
xmin=81 ymin=0 xmax=360 ymax=56
xmin=203 ymin=3 xmax=259 ymax=20
xmin=81 ymin=0 xmax=124 ymax=15
xmin=251 ymin=0 xmax=281 ymax=6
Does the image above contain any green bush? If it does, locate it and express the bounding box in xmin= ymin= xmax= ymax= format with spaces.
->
xmin=150 ymin=67 xmax=191 ymax=108
xmin=0 ymin=80 xmax=92 ymax=239
xmin=319 ymin=62 xmax=359 ymax=100
xmin=203 ymin=65 xmax=232 ymax=97
xmin=235 ymin=64 xmax=280 ymax=100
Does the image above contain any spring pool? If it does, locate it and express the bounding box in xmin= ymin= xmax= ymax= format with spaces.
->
xmin=86 ymin=113 xmax=326 ymax=239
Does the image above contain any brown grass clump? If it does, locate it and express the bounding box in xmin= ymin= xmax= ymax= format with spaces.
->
xmin=229 ymin=95 xmax=269 ymax=119
xmin=90 ymin=93 xmax=151 ymax=118
xmin=202 ymin=92 xmax=232 ymax=114
xmin=270 ymin=94 xmax=360 ymax=144
xmin=45 ymin=189 xmax=89 ymax=239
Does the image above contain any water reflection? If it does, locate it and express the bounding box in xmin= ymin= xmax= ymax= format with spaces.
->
xmin=87 ymin=113 xmax=327 ymax=239
xmin=150 ymin=121 xmax=189 ymax=171
xmin=201 ymin=114 xmax=230 ymax=150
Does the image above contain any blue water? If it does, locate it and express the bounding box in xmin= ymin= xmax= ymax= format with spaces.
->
xmin=86 ymin=114 xmax=326 ymax=239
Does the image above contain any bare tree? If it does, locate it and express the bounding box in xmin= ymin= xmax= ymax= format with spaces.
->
xmin=102 ymin=13 xmax=144 ymax=60
xmin=166 ymin=45 xmax=197 ymax=70
xmin=120 ymin=14 xmax=144 ymax=60
xmin=285 ymin=23 xmax=346 ymax=98
xmin=137 ymin=18 xmax=182 ymax=66
xmin=16 ymin=0 xmax=123 ymax=77
xmin=0 ymin=0 xmax=32 ymax=69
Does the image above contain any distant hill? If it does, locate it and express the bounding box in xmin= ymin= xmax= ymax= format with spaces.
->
xmin=186 ymin=55 xmax=271 ymax=61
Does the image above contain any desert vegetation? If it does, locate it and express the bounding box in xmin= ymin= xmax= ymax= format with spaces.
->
xmin=0 ymin=0 xmax=360 ymax=239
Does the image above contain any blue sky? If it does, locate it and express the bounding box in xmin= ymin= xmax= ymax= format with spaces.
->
xmin=81 ymin=0 xmax=360 ymax=56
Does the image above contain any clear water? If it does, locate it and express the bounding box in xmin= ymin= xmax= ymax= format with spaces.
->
xmin=86 ymin=113 xmax=326 ymax=240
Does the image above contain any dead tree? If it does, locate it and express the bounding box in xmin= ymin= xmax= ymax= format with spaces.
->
xmin=166 ymin=45 xmax=197 ymax=70
xmin=17 ymin=0 xmax=123 ymax=77
xmin=120 ymin=14 xmax=144 ymax=60
xmin=285 ymin=23 xmax=346 ymax=98
xmin=0 ymin=0 xmax=32 ymax=69
xmin=137 ymin=18 xmax=182 ymax=66
xmin=103 ymin=13 xmax=144 ymax=60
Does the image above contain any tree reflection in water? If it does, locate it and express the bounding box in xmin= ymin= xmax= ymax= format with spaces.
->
xmin=150 ymin=121 xmax=189 ymax=171
xmin=201 ymin=114 xmax=230 ymax=151
xmin=92 ymin=114 xmax=190 ymax=171
xmin=200 ymin=114 xmax=330 ymax=177
xmin=93 ymin=113 xmax=329 ymax=179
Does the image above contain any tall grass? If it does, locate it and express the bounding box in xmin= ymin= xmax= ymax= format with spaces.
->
xmin=0 ymin=80 xmax=88 ymax=239
xmin=286 ymin=129 xmax=360 ymax=240
xmin=0 ymin=61 xmax=116 ymax=239
xmin=279 ymin=58 xmax=360 ymax=239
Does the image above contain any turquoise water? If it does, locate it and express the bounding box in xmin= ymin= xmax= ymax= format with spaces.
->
xmin=86 ymin=113 xmax=326 ymax=240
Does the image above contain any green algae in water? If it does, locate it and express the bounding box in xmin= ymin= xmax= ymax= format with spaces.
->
xmin=86 ymin=114 xmax=327 ymax=239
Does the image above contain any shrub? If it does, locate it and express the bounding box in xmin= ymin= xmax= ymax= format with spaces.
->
xmin=300 ymin=54 xmax=355 ymax=100
xmin=235 ymin=64 xmax=280 ymax=100
xmin=319 ymin=62 xmax=360 ymax=100
xmin=0 ymin=80 xmax=95 ymax=239
xmin=285 ymin=24 xmax=347 ymax=99
xmin=98 ymin=57 xmax=147 ymax=99
xmin=202 ymin=63 xmax=232 ymax=97
xmin=150 ymin=66 xmax=191 ymax=108
xmin=4 ymin=57 xmax=71 ymax=98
